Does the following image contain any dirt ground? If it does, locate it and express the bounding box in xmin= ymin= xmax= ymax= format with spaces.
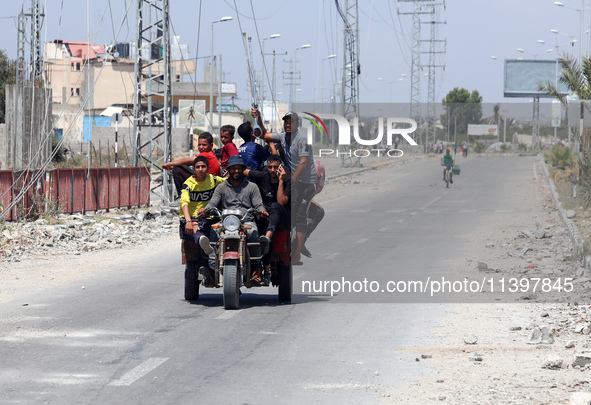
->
xmin=377 ymin=158 xmax=591 ymax=405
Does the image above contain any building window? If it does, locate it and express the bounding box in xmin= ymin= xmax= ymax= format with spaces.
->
xmin=70 ymin=88 xmax=80 ymax=97
xmin=71 ymin=62 xmax=81 ymax=71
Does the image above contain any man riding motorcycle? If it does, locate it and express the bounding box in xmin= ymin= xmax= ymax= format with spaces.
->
xmin=200 ymin=155 xmax=269 ymax=285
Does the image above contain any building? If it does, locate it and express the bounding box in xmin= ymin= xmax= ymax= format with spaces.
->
xmin=43 ymin=38 xmax=235 ymax=147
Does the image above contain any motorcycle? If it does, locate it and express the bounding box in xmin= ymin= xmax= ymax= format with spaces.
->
xmin=184 ymin=207 xmax=292 ymax=309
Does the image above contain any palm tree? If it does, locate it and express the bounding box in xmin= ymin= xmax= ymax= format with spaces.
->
xmin=539 ymin=54 xmax=591 ymax=104
xmin=540 ymin=54 xmax=591 ymax=207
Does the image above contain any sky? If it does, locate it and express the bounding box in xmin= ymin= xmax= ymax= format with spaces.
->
xmin=0 ymin=0 xmax=587 ymax=108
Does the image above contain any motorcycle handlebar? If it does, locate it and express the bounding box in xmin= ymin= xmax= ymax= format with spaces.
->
xmin=241 ymin=208 xmax=262 ymax=222
xmin=203 ymin=207 xmax=262 ymax=221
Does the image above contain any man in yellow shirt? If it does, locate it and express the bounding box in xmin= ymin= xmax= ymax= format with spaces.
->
xmin=180 ymin=156 xmax=225 ymax=288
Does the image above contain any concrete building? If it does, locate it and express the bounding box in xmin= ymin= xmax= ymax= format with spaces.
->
xmin=42 ymin=38 xmax=235 ymax=152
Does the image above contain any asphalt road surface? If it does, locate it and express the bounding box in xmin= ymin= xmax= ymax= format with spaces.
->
xmin=0 ymin=155 xmax=538 ymax=404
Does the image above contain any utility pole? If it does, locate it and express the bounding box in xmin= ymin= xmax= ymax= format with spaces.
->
xmin=398 ymin=0 xmax=446 ymax=149
xmin=398 ymin=1 xmax=428 ymax=146
xmin=335 ymin=0 xmax=360 ymax=167
xmin=421 ymin=3 xmax=446 ymax=147
xmin=133 ymin=0 xmax=173 ymax=204
xmin=265 ymin=50 xmax=287 ymax=132
xmin=29 ymin=0 xmax=42 ymax=83
xmin=283 ymin=58 xmax=299 ymax=108
xmin=14 ymin=10 xmax=26 ymax=170
xmin=12 ymin=0 xmax=46 ymax=170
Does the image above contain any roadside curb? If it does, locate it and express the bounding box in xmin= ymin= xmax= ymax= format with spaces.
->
xmin=325 ymin=154 xmax=424 ymax=182
xmin=325 ymin=166 xmax=377 ymax=181
xmin=538 ymin=155 xmax=588 ymax=264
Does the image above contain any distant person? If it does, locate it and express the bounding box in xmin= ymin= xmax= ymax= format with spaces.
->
xmin=462 ymin=139 xmax=469 ymax=157
xmin=441 ymin=148 xmax=455 ymax=184
xmin=453 ymin=141 xmax=458 ymax=155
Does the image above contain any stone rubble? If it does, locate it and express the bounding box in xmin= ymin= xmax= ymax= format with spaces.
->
xmin=0 ymin=207 xmax=180 ymax=262
xmin=382 ymin=160 xmax=591 ymax=404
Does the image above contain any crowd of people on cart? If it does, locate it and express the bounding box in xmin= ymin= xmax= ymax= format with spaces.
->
xmin=162 ymin=110 xmax=324 ymax=287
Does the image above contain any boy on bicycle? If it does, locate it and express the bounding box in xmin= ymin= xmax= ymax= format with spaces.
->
xmin=441 ymin=148 xmax=455 ymax=184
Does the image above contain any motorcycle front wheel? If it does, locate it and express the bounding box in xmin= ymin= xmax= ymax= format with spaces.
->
xmin=223 ymin=259 xmax=240 ymax=309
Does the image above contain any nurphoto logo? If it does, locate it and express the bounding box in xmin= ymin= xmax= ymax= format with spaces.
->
xmin=298 ymin=112 xmax=418 ymax=158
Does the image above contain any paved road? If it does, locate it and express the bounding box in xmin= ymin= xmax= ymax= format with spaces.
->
xmin=0 ymin=155 xmax=539 ymax=404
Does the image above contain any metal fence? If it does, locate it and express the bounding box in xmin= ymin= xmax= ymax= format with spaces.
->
xmin=0 ymin=166 xmax=151 ymax=221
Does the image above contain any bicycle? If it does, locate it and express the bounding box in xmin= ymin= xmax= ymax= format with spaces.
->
xmin=443 ymin=165 xmax=453 ymax=188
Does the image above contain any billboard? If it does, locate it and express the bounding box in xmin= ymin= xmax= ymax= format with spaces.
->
xmin=504 ymin=59 xmax=570 ymax=98
xmin=178 ymin=100 xmax=206 ymax=127
xmin=468 ymin=124 xmax=498 ymax=136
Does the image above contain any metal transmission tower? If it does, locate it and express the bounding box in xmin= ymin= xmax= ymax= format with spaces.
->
xmin=421 ymin=2 xmax=445 ymax=146
xmin=398 ymin=0 xmax=445 ymax=148
xmin=398 ymin=0 xmax=427 ymax=141
xmin=29 ymin=0 xmax=42 ymax=82
xmin=335 ymin=0 xmax=360 ymax=167
xmin=11 ymin=1 xmax=47 ymax=170
xmin=132 ymin=0 xmax=173 ymax=205
xmin=13 ymin=11 xmax=27 ymax=169
xmin=282 ymin=58 xmax=299 ymax=107
xmin=336 ymin=0 xmax=359 ymax=120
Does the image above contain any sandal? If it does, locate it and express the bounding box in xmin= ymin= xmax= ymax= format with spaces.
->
xmin=250 ymin=269 xmax=262 ymax=286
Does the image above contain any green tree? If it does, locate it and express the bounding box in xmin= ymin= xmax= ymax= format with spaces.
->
xmin=440 ymin=87 xmax=483 ymax=136
xmin=0 ymin=49 xmax=16 ymax=124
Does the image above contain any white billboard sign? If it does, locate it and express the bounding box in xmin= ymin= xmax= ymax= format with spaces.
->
xmin=468 ymin=124 xmax=498 ymax=136
xmin=504 ymin=59 xmax=569 ymax=98
xmin=220 ymin=83 xmax=237 ymax=95
xmin=178 ymin=100 xmax=206 ymax=127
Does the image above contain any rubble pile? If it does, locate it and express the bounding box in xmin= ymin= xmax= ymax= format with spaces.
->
xmin=0 ymin=208 xmax=179 ymax=261
xmin=470 ymin=219 xmax=591 ymax=300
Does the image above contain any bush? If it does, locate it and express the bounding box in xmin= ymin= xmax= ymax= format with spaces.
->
xmin=51 ymin=135 xmax=67 ymax=165
xmin=17 ymin=194 xmax=64 ymax=221
xmin=500 ymin=143 xmax=512 ymax=152
xmin=517 ymin=142 xmax=528 ymax=151
xmin=546 ymin=145 xmax=574 ymax=169
xmin=473 ymin=142 xmax=486 ymax=153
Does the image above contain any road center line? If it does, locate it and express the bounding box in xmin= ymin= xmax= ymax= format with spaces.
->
xmin=421 ymin=196 xmax=441 ymax=209
xmin=355 ymin=238 xmax=369 ymax=244
xmin=109 ymin=358 xmax=168 ymax=386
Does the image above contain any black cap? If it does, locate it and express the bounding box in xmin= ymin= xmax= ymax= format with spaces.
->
xmin=227 ymin=155 xmax=246 ymax=168
xmin=282 ymin=111 xmax=299 ymax=121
